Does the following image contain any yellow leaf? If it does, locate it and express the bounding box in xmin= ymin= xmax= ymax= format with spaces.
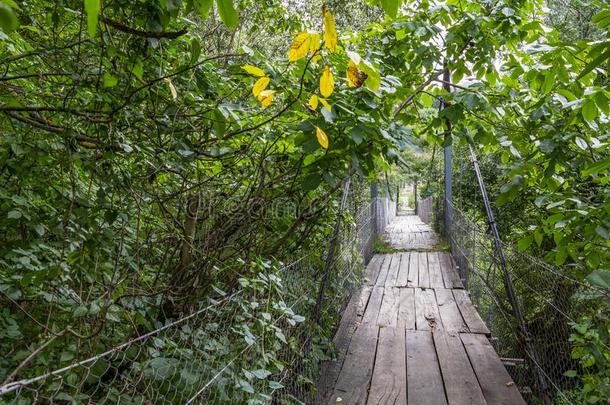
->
xmin=252 ymin=77 xmax=270 ymax=97
xmin=164 ymin=78 xmax=178 ymax=99
xmin=289 ymin=32 xmax=311 ymax=62
xmin=319 ymin=97 xmax=331 ymax=111
xmin=257 ymin=90 xmax=275 ymax=108
xmin=320 ymin=65 xmax=334 ymax=98
xmin=242 ymin=64 xmax=266 ymax=77
xmin=315 ymin=126 xmax=329 ymax=149
xmin=309 ymin=33 xmax=321 ymax=63
xmin=323 ymin=6 xmax=337 ymax=53
xmin=308 ymin=94 xmax=319 ymax=110
xmin=347 ymin=61 xmax=367 ymax=88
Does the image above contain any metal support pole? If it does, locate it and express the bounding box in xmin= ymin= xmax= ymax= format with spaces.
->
xmin=371 ymin=182 xmax=378 ymax=236
xmin=313 ymin=178 xmax=351 ymax=324
xmin=414 ymin=181 xmax=418 ymax=213
xmin=442 ymin=67 xmax=453 ymax=238
xmin=468 ymin=146 xmax=550 ymax=404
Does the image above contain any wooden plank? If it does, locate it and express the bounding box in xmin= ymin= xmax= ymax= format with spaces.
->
xmin=368 ymin=327 xmax=407 ymax=405
xmin=433 ymin=330 xmax=486 ymax=405
xmin=418 ymin=252 xmax=430 ymax=288
xmin=397 ymin=288 xmax=416 ymax=330
xmin=317 ymin=287 xmax=362 ymax=401
xmin=374 ymin=255 xmax=392 ymax=287
xmin=414 ymin=288 xmax=440 ymax=330
xmin=330 ymin=324 xmax=379 ymax=404
xmin=407 ymin=252 xmax=418 ymax=287
xmin=361 ymin=286 xmax=384 ymax=325
xmin=435 ymin=288 xmax=468 ymax=332
xmin=377 ymin=287 xmax=399 ymax=327
xmin=395 ymin=252 xmax=410 ymax=287
xmin=356 ymin=286 xmax=373 ymax=321
xmin=406 ymin=330 xmax=447 ymax=405
xmin=365 ymin=255 xmax=384 ymax=286
xmin=385 ymin=253 xmax=401 ymax=287
xmin=461 ymin=333 xmax=526 ymax=405
xmin=428 ymin=252 xmax=445 ymax=288
xmin=439 ymin=252 xmax=463 ymax=289
xmin=453 ymin=289 xmax=491 ymax=335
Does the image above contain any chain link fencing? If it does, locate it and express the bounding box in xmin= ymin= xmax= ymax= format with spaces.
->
xmin=0 ymin=178 xmax=398 ymax=404
xmin=416 ymin=193 xmax=607 ymax=404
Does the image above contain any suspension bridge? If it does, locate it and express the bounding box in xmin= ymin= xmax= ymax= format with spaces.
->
xmin=318 ymin=207 xmax=525 ymax=404
xmin=0 ymin=176 xmax=602 ymax=404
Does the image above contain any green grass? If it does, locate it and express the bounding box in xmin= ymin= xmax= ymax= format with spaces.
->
xmin=373 ymin=236 xmax=401 ymax=254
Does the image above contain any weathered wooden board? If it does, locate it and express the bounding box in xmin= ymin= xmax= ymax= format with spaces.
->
xmin=453 ymin=289 xmax=491 ymax=335
xmin=367 ymin=327 xmax=407 ymax=404
xmin=374 ymin=254 xmax=392 ymax=287
xmin=414 ymin=288 xmax=440 ymax=330
xmin=406 ymin=330 xmax=448 ymax=405
xmin=439 ymin=252 xmax=463 ymax=289
xmin=377 ymin=287 xmax=399 ymax=327
xmin=407 ymin=252 xmax=418 ymax=287
xmin=433 ymin=330 xmax=486 ymax=405
xmin=330 ymin=324 xmax=379 ymax=404
xmin=397 ymin=288 xmax=416 ymax=330
xmin=385 ymin=253 xmax=401 ymax=287
xmin=316 ymin=286 xmax=361 ymax=401
xmin=461 ymin=333 xmax=526 ymax=405
xmin=395 ymin=252 xmax=410 ymax=287
xmin=435 ymin=288 xmax=468 ymax=332
xmin=361 ymin=286 xmax=384 ymax=325
xmin=428 ymin=252 xmax=445 ymax=288
xmin=365 ymin=255 xmax=384 ymax=286
xmin=418 ymin=252 xmax=430 ymax=288
xmin=356 ymin=286 xmax=373 ymax=322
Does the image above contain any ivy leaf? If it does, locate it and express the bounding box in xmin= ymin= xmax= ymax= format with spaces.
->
xmin=216 ymin=0 xmax=238 ymax=29
xmin=323 ymin=6 xmax=337 ymax=53
xmin=84 ymin=0 xmax=100 ymax=38
xmin=320 ymin=65 xmax=334 ymax=98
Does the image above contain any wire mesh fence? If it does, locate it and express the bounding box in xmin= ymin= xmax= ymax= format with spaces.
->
xmin=0 ymin=178 xmax=390 ymax=404
xmin=425 ymin=198 xmax=608 ymax=404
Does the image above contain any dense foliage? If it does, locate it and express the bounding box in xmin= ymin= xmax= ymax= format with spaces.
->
xmin=0 ymin=0 xmax=608 ymax=402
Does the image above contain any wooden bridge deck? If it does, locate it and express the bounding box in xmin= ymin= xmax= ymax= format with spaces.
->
xmin=318 ymin=211 xmax=526 ymax=404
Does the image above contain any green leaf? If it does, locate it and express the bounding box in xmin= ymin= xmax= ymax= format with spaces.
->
xmin=517 ymin=235 xmax=533 ymax=251
xmin=582 ymin=157 xmax=610 ymax=177
xmin=7 ymin=210 xmax=21 ymax=219
xmin=216 ymin=0 xmax=238 ymax=29
xmin=563 ymin=370 xmax=577 ymax=378
xmin=251 ymin=369 xmax=272 ymax=379
xmin=103 ymin=72 xmax=118 ymax=87
xmin=84 ymin=0 xmax=100 ymax=38
xmin=0 ymin=3 xmax=19 ymax=33
xmin=576 ymin=46 xmax=610 ymax=81
xmin=586 ymin=270 xmax=610 ymax=290
xmin=379 ymin=0 xmax=401 ymax=18
xmin=581 ymin=99 xmax=598 ymax=123
xmin=194 ymin=0 xmax=214 ymax=20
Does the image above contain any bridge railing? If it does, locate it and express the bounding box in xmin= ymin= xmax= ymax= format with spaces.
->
xmin=0 ymin=177 xmax=396 ymax=404
xmin=418 ymin=194 xmax=606 ymax=404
